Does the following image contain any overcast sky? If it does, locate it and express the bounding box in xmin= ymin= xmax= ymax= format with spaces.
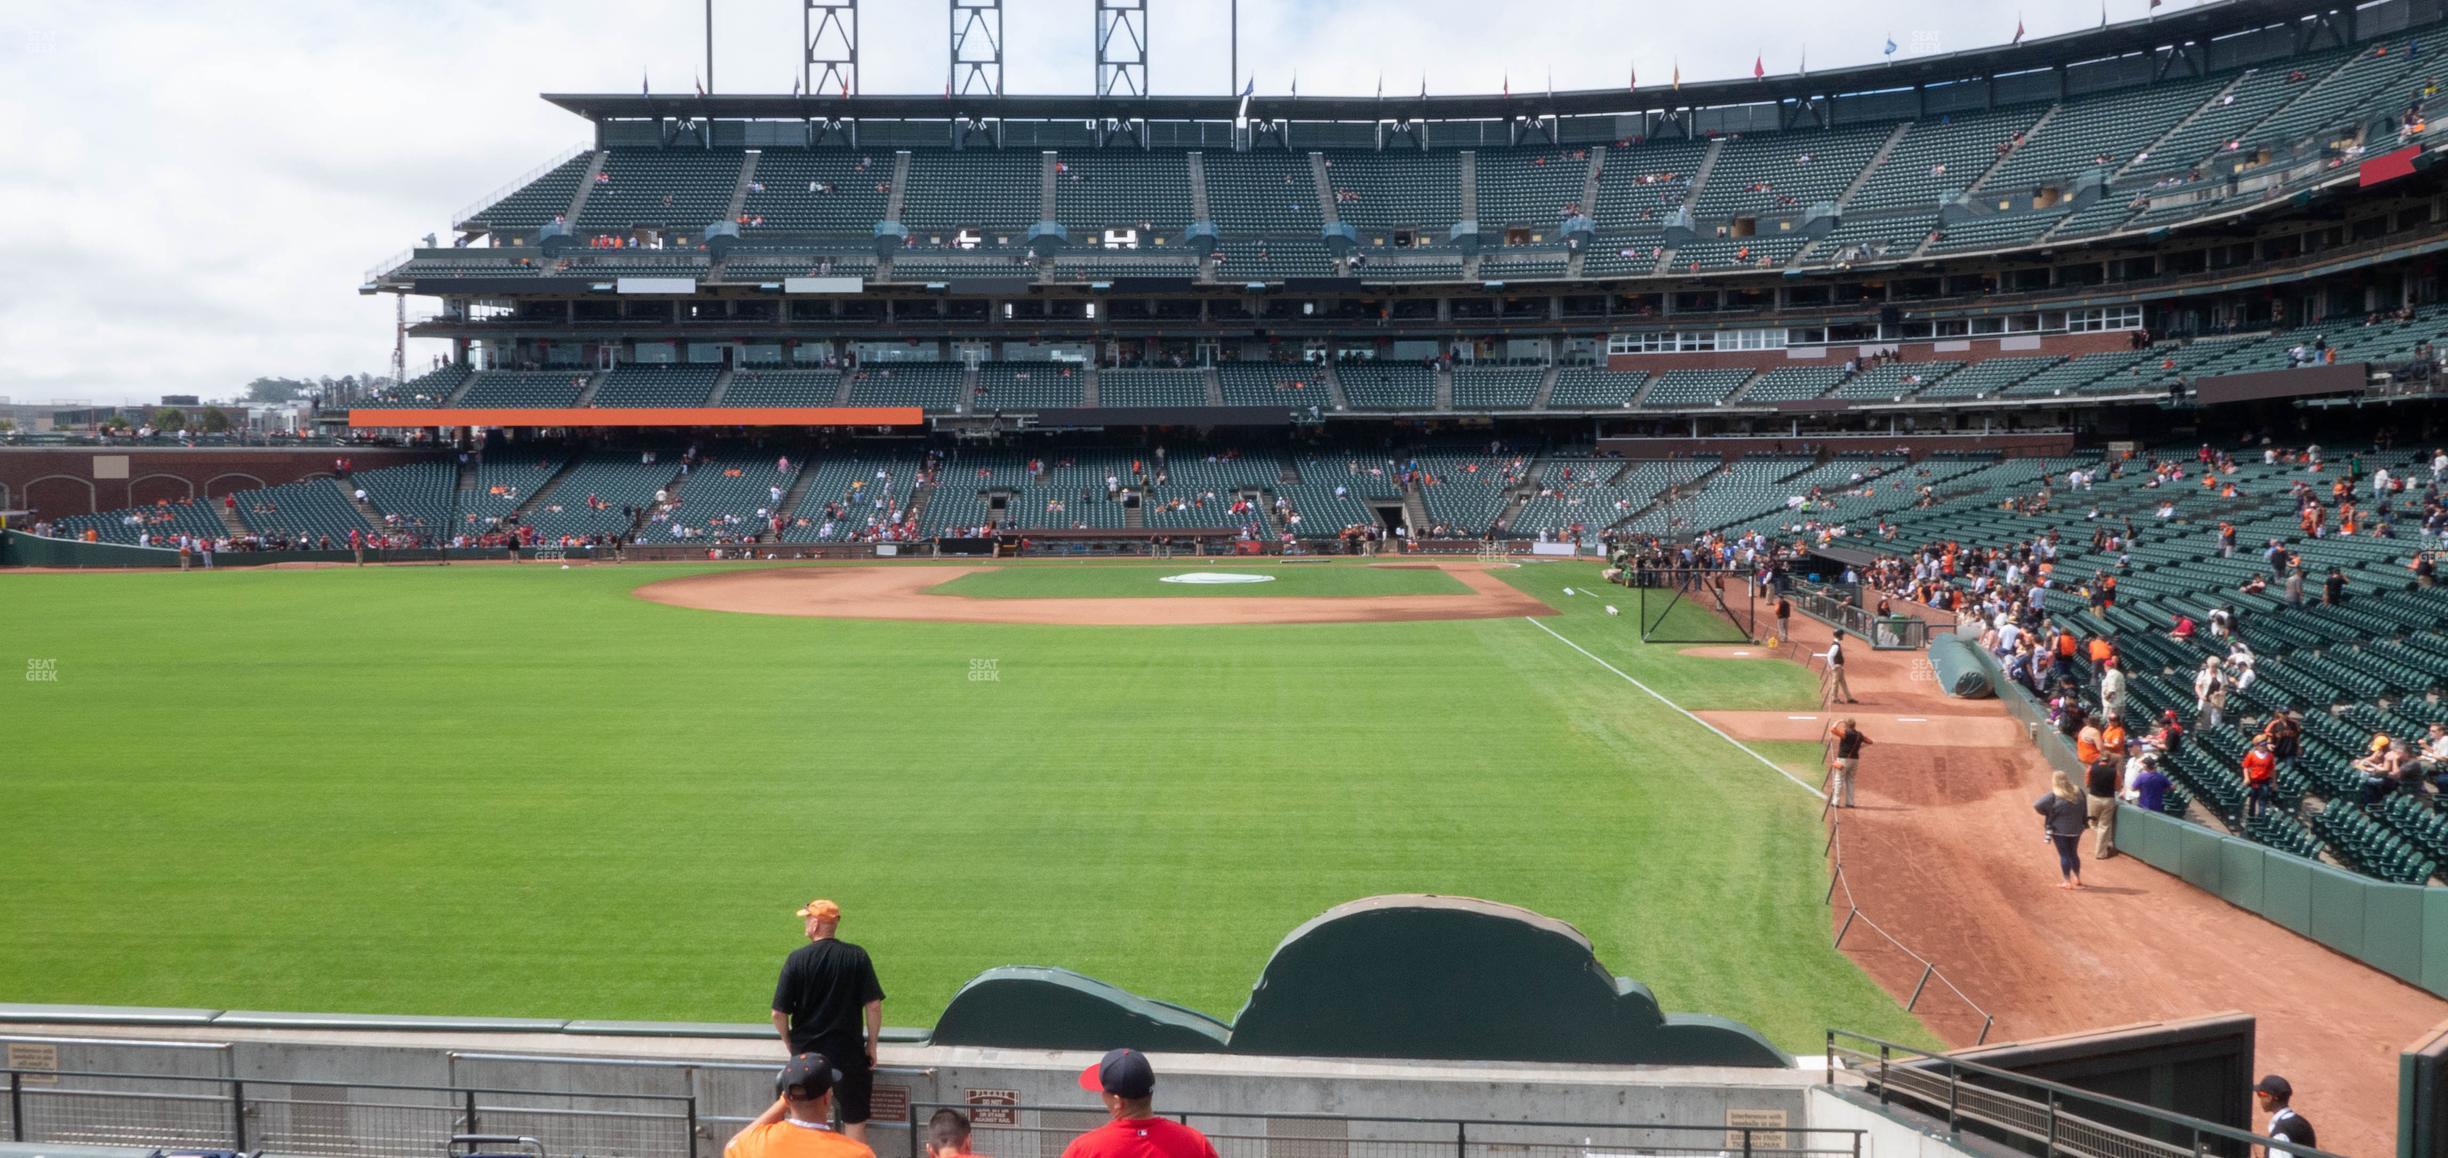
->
xmin=2 ymin=0 xmax=2177 ymax=404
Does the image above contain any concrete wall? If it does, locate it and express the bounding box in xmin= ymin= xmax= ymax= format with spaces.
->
xmin=0 ymin=448 xmax=436 ymax=521
xmin=1804 ymin=1089 xmax=1978 ymax=1158
xmin=0 ymin=1026 xmax=1830 ymax=1158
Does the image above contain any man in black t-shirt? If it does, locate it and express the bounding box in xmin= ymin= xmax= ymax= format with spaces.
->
xmin=771 ymin=899 xmax=886 ymax=1142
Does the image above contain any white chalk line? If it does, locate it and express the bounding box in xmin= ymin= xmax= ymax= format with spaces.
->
xmin=1523 ymin=615 xmax=1827 ymax=800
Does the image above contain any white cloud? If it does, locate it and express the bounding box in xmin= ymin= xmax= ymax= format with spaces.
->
xmin=3 ymin=0 xmax=2144 ymax=404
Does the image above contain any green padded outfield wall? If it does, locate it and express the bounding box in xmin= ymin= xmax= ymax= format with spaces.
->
xmin=1949 ymin=624 xmax=2448 ymax=1001
xmin=929 ymin=895 xmax=1789 ymax=1066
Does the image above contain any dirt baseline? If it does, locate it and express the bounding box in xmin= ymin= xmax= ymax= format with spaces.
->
xmin=631 ymin=563 xmax=1554 ymax=626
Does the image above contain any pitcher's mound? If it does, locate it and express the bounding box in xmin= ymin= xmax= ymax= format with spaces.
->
xmin=634 ymin=564 xmax=1553 ymax=626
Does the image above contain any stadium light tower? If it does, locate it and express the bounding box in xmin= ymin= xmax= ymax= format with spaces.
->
xmin=805 ymin=0 xmax=858 ymax=96
xmin=1096 ymin=0 xmax=1148 ymax=98
xmin=950 ymin=0 xmax=1003 ymax=96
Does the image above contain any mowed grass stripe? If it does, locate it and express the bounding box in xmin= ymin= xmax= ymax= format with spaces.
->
xmin=925 ymin=564 xmax=1472 ymax=598
xmin=0 ymin=563 xmax=1927 ymax=1051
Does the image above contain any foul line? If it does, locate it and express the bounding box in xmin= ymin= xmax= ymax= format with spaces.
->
xmin=1523 ymin=616 xmax=1826 ymax=799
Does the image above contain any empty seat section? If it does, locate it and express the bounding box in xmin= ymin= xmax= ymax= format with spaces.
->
xmin=463 ymin=152 xmax=593 ymax=234
xmin=458 ymin=372 xmax=590 ymax=408
xmin=1592 ymin=140 xmax=1711 ymax=231
xmin=741 ymin=150 xmax=893 ymax=234
xmin=1474 ymin=147 xmax=1594 ymax=231
xmin=1987 ymin=76 xmax=2224 ymax=189
xmin=352 ymin=460 xmax=459 ymax=535
xmin=1216 ymin=362 xmax=1329 ymax=405
xmin=1479 ymin=250 xmax=1571 ymax=278
xmin=721 ymin=370 xmax=842 ymax=407
xmin=1926 ymin=210 xmax=2069 ymax=254
xmin=1321 ymin=150 xmax=1462 ymax=234
xmin=1641 ymin=368 xmax=1756 ymax=408
xmin=972 ymin=362 xmax=1087 ymax=410
xmin=463 ymin=451 xmax=565 ymax=530
xmin=846 ymin=363 xmax=969 ymax=411
xmin=1214 ymin=238 xmax=1334 ymax=279
xmin=902 ymin=150 xmax=1043 ymax=238
xmin=1693 ymin=125 xmax=1891 ymax=218
xmin=1847 ymin=107 xmax=2047 ymax=213
xmin=1098 ymin=369 xmax=1209 ymax=407
xmin=235 ymin=480 xmax=374 ymax=543
xmin=1829 ymin=360 xmax=1963 ymax=400
xmin=1914 ymin=356 xmax=2057 ymax=399
xmin=1337 ymin=363 xmax=1437 ymax=410
xmin=1546 ymin=368 xmax=1648 ymax=408
xmin=355 ymin=366 xmax=469 ymax=408
xmin=1451 ymin=367 xmax=1545 ymax=410
xmin=1737 ymin=366 xmax=1846 ymax=403
xmin=1053 ymin=151 xmax=1195 ymax=236
xmin=593 ymin=365 xmax=719 ymax=407
xmin=577 ymin=149 xmax=744 ymax=232
xmin=1200 ymin=151 xmax=1323 ymax=233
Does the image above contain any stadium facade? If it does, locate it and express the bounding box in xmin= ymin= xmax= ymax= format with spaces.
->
xmin=351 ymin=0 xmax=2448 ymax=437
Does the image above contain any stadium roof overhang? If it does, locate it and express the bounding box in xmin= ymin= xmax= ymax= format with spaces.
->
xmin=545 ymin=0 xmax=2356 ymax=127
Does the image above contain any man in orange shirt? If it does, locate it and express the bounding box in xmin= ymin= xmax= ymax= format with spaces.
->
xmin=726 ymin=1054 xmax=875 ymax=1158
xmin=2242 ymin=738 xmax=2278 ymax=821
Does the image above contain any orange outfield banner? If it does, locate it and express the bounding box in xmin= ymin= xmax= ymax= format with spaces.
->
xmin=348 ymin=406 xmax=927 ymax=428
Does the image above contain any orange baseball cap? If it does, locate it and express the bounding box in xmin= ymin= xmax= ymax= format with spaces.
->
xmin=795 ymin=899 xmax=842 ymax=921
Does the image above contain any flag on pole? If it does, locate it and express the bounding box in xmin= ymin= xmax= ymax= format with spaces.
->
xmin=792 ymin=76 xmax=802 ymax=97
xmin=1884 ymin=34 xmax=1897 ymax=56
xmin=1753 ymin=54 xmax=1765 ymax=79
xmin=642 ymin=70 xmax=650 ymax=96
xmin=2013 ymin=15 xmax=2025 ymax=43
xmin=1237 ymin=76 xmax=1254 ymax=121
xmin=1629 ymin=62 xmax=1637 ymax=90
xmin=695 ymin=75 xmax=706 ymax=97
xmin=1290 ymin=72 xmax=1298 ymax=98
xmin=1672 ymin=60 xmax=1681 ymax=90
xmin=1376 ymin=74 xmax=1384 ymax=99
xmin=1502 ymin=72 xmax=1510 ymax=97
xmin=1800 ymin=47 xmax=1808 ymax=75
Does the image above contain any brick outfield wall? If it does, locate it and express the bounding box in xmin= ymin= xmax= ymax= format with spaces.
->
xmin=1604 ymin=330 xmax=2142 ymax=375
xmin=0 ymin=448 xmax=439 ymax=521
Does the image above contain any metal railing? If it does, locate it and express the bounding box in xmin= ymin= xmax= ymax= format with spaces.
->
xmin=1 ymin=1068 xmax=696 ymax=1158
xmin=451 ymin=142 xmax=593 ymax=230
xmin=1788 ymin=582 xmax=1930 ymax=651
xmin=1823 ymin=1031 xmax=2348 ymax=1158
xmin=1819 ymin=766 xmax=1996 ymax=1045
xmin=908 ymin=1105 xmax=1865 ymax=1158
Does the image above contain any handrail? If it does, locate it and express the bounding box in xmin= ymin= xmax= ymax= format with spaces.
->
xmin=907 ymin=1102 xmax=1870 ymax=1158
xmin=0 ymin=1066 xmax=692 ymax=1102
xmin=1821 ymin=770 xmax=1996 ymax=1044
xmin=1822 ymin=1028 xmax=2349 ymax=1158
xmin=451 ymin=142 xmax=593 ymax=230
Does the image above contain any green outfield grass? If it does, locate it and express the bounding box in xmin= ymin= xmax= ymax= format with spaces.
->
xmin=926 ymin=563 xmax=1472 ymax=598
xmin=0 ymin=561 xmax=1928 ymax=1051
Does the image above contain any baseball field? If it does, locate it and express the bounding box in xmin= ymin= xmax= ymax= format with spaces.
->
xmin=0 ymin=558 xmax=1930 ymax=1050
